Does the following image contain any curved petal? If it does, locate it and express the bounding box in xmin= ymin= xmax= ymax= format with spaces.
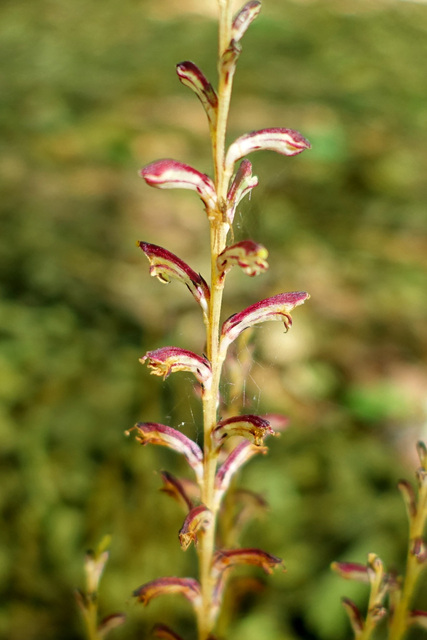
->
xmin=141 ymin=159 xmax=217 ymax=211
xmin=225 ymin=128 xmax=311 ymax=184
xmin=212 ymin=414 xmax=275 ymax=447
xmin=138 ymin=242 xmax=210 ymax=317
xmin=152 ymin=624 xmax=186 ymax=640
xmin=217 ymin=240 xmax=268 ymax=279
xmin=214 ymin=441 xmax=267 ymax=510
xmin=179 ymin=505 xmax=213 ymax=551
xmin=231 ymin=1 xmax=262 ymax=43
xmin=213 ymin=548 xmax=283 ymax=577
xmin=126 ymin=423 xmax=203 ymax=483
xmin=226 ymin=159 xmax=258 ymax=224
xmin=176 ymin=61 xmax=218 ymax=128
xmin=133 ymin=577 xmax=201 ymax=610
xmin=159 ymin=471 xmax=194 ymax=511
xmin=220 ymin=291 xmax=310 ymax=358
xmin=141 ymin=346 xmax=212 ymax=389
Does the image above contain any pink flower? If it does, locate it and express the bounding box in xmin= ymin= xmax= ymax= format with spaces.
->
xmin=141 ymin=346 xmax=212 ymax=389
xmin=138 ymin=242 xmax=210 ymax=318
xmin=217 ymin=240 xmax=268 ymax=279
xmin=141 ymin=159 xmax=217 ymax=212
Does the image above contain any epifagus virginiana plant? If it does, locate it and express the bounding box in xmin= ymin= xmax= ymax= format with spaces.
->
xmin=126 ymin=1 xmax=311 ymax=639
xmin=332 ymin=441 xmax=427 ymax=640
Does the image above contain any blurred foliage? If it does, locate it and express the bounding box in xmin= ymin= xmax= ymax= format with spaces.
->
xmin=1 ymin=0 xmax=427 ymax=638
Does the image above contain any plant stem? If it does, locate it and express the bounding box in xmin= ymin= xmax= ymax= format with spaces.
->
xmin=197 ymin=3 xmax=235 ymax=638
xmin=82 ymin=598 xmax=100 ymax=640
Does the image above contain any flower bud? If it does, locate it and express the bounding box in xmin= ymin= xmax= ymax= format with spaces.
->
xmin=176 ymin=61 xmax=218 ymax=128
xmin=231 ymin=2 xmax=262 ymax=43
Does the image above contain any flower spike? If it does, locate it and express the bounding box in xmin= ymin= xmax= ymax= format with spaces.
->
xmin=133 ymin=577 xmax=201 ymax=610
xmin=140 ymin=346 xmax=212 ymax=390
xmin=141 ymin=159 xmax=217 ymax=212
xmin=176 ymin=61 xmax=218 ymax=129
xmin=220 ymin=291 xmax=310 ymax=358
xmin=138 ymin=242 xmax=210 ymax=318
xmin=126 ymin=423 xmax=203 ymax=483
xmin=217 ymin=240 xmax=268 ymax=279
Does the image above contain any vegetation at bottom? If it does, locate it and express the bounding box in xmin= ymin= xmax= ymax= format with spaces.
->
xmin=1 ymin=1 xmax=426 ymax=639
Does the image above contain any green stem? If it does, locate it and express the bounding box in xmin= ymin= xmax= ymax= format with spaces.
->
xmin=197 ymin=3 xmax=235 ymax=638
xmin=82 ymin=597 xmax=100 ymax=640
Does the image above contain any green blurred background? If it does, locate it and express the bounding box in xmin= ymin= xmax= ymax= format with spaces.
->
xmin=1 ymin=0 xmax=427 ymax=638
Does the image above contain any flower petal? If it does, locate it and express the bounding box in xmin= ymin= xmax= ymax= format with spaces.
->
xmin=212 ymin=414 xmax=275 ymax=447
xmin=410 ymin=610 xmax=427 ymax=630
xmin=410 ymin=537 xmax=427 ymax=562
xmin=341 ymin=598 xmax=364 ymax=636
xmin=159 ymin=471 xmax=194 ymax=511
xmin=220 ymin=291 xmax=310 ymax=357
xmin=232 ymin=2 xmax=262 ymax=43
xmin=179 ymin=505 xmax=213 ymax=551
xmin=398 ymin=479 xmax=417 ymax=521
xmin=213 ymin=548 xmax=283 ymax=577
xmin=331 ymin=562 xmax=370 ymax=583
xmin=138 ymin=242 xmax=210 ymax=317
xmin=140 ymin=346 xmax=212 ymax=389
xmin=226 ymin=160 xmax=258 ymax=224
xmin=225 ymin=128 xmax=311 ymax=183
xmin=214 ymin=441 xmax=267 ymax=510
xmin=98 ymin=614 xmax=126 ymax=639
xmin=133 ymin=577 xmax=201 ymax=610
xmin=416 ymin=441 xmax=427 ymax=468
xmin=217 ymin=240 xmax=268 ymax=279
xmin=152 ymin=623 xmax=185 ymax=640
xmin=176 ymin=61 xmax=218 ymax=128
xmin=141 ymin=159 xmax=217 ymax=211
xmin=261 ymin=413 xmax=290 ymax=431
xmin=126 ymin=423 xmax=203 ymax=483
